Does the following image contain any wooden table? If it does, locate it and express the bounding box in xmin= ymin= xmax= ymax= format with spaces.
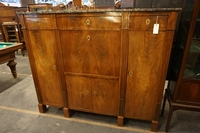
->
xmin=0 ymin=42 xmax=23 ymax=78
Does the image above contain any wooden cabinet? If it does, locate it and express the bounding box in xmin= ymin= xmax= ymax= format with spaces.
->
xmin=161 ymin=0 xmax=200 ymax=132
xmin=20 ymin=9 xmax=179 ymax=132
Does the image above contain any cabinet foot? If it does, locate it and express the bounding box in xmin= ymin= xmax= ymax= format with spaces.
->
xmin=63 ymin=108 xmax=70 ymax=117
xmin=38 ymin=104 xmax=46 ymax=113
xmin=151 ymin=120 xmax=158 ymax=132
xmin=117 ymin=116 xmax=124 ymax=126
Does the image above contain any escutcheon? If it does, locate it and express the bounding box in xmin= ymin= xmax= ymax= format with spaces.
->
xmin=146 ymin=19 xmax=150 ymax=25
xmin=86 ymin=19 xmax=90 ymax=25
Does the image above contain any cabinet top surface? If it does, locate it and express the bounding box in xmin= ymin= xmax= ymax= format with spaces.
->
xmin=18 ymin=8 xmax=181 ymax=15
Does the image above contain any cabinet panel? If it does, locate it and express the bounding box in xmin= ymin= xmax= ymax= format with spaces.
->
xmin=56 ymin=13 xmax=121 ymax=30
xmin=91 ymin=78 xmax=119 ymax=115
xmin=24 ymin=15 xmax=56 ymax=29
xmin=177 ymin=81 xmax=200 ymax=104
xmin=28 ymin=30 xmax=64 ymax=106
xmin=124 ymin=31 xmax=167 ymax=119
xmin=129 ymin=15 xmax=168 ymax=30
xmin=66 ymin=76 xmax=91 ymax=110
xmin=60 ymin=30 xmax=121 ymax=76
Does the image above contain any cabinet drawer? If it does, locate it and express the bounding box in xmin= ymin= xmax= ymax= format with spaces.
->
xmin=24 ymin=15 xmax=56 ymax=29
xmin=129 ymin=15 xmax=168 ymax=30
xmin=56 ymin=13 xmax=121 ymax=30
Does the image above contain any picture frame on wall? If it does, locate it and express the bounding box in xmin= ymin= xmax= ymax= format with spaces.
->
xmin=121 ymin=0 xmax=134 ymax=8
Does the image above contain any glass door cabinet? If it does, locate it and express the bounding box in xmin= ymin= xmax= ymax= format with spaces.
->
xmin=161 ymin=0 xmax=200 ymax=132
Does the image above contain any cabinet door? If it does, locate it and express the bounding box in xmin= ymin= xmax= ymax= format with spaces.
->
xmin=124 ymin=31 xmax=167 ymax=119
xmin=28 ymin=30 xmax=64 ymax=107
xmin=91 ymin=78 xmax=119 ymax=115
xmin=66 ymin=76 xmax=120 ymax=115
xmin=66 ymin=76 xmax=91 ymax=110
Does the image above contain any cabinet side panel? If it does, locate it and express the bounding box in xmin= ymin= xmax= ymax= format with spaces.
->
xmin=28 ymin=30 xmax=64 ymax=107
xmin=92 ymin=78 xmax=120 ymax=115
xmin=66 ymin=76 xmax=92 ymax=110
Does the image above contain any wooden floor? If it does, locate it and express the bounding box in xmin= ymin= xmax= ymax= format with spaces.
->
xmin=0 ymin=51 xmax=200 ymax=133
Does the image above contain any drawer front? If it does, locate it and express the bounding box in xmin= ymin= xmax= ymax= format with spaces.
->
xmin=56 ymin=13 xmax=121 ymax=30
xmin=129 ymin=15 xmax=168 ymax=30
xmin=24 ymin=15 xmax=56 ymax=29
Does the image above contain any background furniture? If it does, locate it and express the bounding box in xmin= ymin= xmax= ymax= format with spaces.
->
xmin=20 ymin=9 xmax=179 ymax=132
xmin=0 ymin=42 xmax=23 ymax=78
xmin=161 ymin=0 xmax=200 ymax=132
xmin=2 ymin=22 xmax=26 ymax=56
xmin=0 ymin=3 xmax=27 ymax=56
xmin=29 ymin=3 xmax=53 ymax=11
xmin=2 ymin=22 xmax=20 ymax=43
xmin=0 ymin=3 xmax=16 ymax=42
xmin=20 ymin=0 xmax=34 ymax=7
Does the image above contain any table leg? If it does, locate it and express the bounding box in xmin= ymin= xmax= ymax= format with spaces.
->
xmin=7 ymin=60 xmax=17 ymax=78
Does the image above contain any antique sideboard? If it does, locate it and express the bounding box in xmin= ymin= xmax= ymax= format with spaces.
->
xmin=19 ymin=8 xmax=180 ymax=131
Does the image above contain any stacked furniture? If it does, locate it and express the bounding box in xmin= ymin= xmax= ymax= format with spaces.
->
xmin=2 ymin=22 xmax=21 ymax=43
xmin=19 ymin=8 xmax=179 ymax=131
xmin=0 ymin=3 xmax=27 ymax=56
xmin=0 ymin=3 xmax=16 ymax=42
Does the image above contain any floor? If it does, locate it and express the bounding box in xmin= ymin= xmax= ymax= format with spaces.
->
xmin=0 ymin=52 xmax=200 ymax=133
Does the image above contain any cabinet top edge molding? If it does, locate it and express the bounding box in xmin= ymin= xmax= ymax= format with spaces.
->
xmin=17 ymin=8 xmax=182 ymax=15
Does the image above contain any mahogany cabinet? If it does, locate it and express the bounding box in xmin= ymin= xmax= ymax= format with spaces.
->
xmin=19 ymin=9 xmax=179 ymax=131
xmin=161 ymin=0 xmax=200 ymax=132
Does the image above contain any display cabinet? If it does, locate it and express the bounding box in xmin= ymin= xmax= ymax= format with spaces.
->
xmin=161 ymin=0 xmax=200 ymax=132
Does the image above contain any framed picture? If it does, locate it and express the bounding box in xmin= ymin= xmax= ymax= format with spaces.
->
xmin=121 ymin=0 xmax=134 ymax=8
